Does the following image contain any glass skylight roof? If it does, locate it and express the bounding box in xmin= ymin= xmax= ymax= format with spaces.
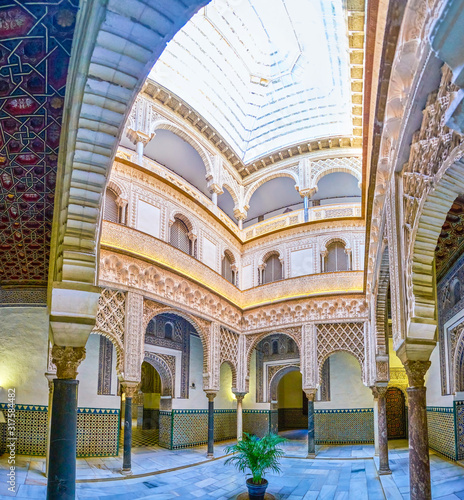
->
xmin=150 ymin=0 xmax=353 ymax=163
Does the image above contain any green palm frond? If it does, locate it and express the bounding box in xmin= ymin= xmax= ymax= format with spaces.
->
xmin=224 ymin=433 xmax=287 ymax=484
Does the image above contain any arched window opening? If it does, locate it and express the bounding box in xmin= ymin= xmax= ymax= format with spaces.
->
xmin=272 ymin=340 xmax=279 ymax=355
xmin=104 ymin=188 xmax=120 ymax=223
xmin=165 ymin=322 xmax=173 ymax=340
xmin=262 ymin=254 xmax=283 ymax=284
xmin=222 ymin=252 xmax=236 ymax=285
xmin=170 ymin=217 xmax=192 ymax=255
xmin=288 ymin=339 xmax=295 ymax=353
xmin=325 ymin=241 xmax=349 ymax=272
xmin=451 ymin=280 xmax=461 ymax=307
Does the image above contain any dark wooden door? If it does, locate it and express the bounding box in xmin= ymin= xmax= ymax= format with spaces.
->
xmin=386 ymin=387 xmax=406 ymax=439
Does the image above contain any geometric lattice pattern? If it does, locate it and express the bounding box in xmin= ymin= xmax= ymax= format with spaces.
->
xmin=94 ymin=288 xmax=126 ymax=343
xmin=0 ymin=1 xmax=77 ymax=285
xmin=435 ymin=195 xmax=464 ymax=279
xmin=76 ymin=408 xmax=119 ymax=457
xmin=427 ymin=407 xmax=456 ymax=460
xmin=316 ymin=322 xmax=365 ymax=377
xmin=314 ymin=408 xmax=374 ymax=444
xmin=456 ymin=402 xmax=464 ymax=460
xmin=220 ymin=327 xmax=239 ymax=385
xmin=0 ymin=404 xmax=119 ymax=457
xmin=158 ymin=410 xmax=237 ymax=450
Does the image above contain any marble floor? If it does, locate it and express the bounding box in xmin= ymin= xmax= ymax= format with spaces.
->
xmin=0 ymin=432 xmax=464 ymax=498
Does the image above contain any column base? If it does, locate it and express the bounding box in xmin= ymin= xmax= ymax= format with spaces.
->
xmin=206 ymin=452 xmax=214 ymax=458
xmin=378 ymin=468 xmax=392 ymax=475
xmin=306 ymin=453 xmax=316 ymax=459
xmin=121 ymin=468 xmax=132 ymax=475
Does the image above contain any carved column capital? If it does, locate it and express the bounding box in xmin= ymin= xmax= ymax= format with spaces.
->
xmin=372 ymin=385 xmax=388 ymax=399
xmin=304 ymin=389 xmax=317 ymax=402
xmin=205 ymin=391 xmax=217 ymax=402
xmin=234 ymin=392 xmax=247 ymax=402
xmin=51 ymin=345 xmax=86 ymax=379
xmin=121 ymin=382 xmax=139 ymax=398
xmin=403 ymin=360 xmax=431 ymax=388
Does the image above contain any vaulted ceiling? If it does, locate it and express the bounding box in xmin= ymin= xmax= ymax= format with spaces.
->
xmin=0 ymin=1 xmax=77 ymax=287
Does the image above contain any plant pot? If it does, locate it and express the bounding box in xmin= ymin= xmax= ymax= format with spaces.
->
xmin=246 ymin=478 xmax=268 ymax=500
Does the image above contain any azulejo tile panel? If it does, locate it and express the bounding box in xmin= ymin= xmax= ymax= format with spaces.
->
xmin=456 ymin=401 xmax=464 ymax=460
xmin=315 ymin=408 xmax=374 ymax=444
xmin=159 ymin=409 xmax=238 ymax=449
xmin=279 ymin=408 xmax=307 ymax=430
xmin=76 ymin=408 xmax=119 ymax=457
xmin=158 ymin=411 xmax=172 ymax=449
xmin=426 ymin=407 xmax=456 ymax=460
xmin=243 ymin=410 xmax=271 ymax=437
xmin=0 ymin=403 xmax=119 ymax=457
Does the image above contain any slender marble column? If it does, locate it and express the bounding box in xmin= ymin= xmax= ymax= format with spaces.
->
xmin=376 ymin=386 xmax=391 ymax=475
xmin=305 ymin=389 xmax=317 ymax=458
xmin=122 ymin=384 xmax=138 ymax=473
xmin=47 ymin=346 xmax=85 ymax=500
xmin=235 ymin=393 xmax=246 ymax=441
xmin=373 ymin=395 xmax=379 ymax=456
xmin=304 ymin=196 xmax=309 ymax=222
xmin=206 ymin=392 xmax=216 ymax=457
xmin=404 ymin=360 xmax=432 ymax=500
xmin=136 ymin=141 xmax=144 ymax=164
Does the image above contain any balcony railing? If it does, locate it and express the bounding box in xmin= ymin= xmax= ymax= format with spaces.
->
xmin=100 ymin=222 xmax=364 ymax=309
xmin=116 ymin=148 xmax=361 ymax=241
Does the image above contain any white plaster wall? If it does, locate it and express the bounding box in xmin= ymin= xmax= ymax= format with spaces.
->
xmin=215 ymin=363 xmax=236 ymax=409
xmin=77 ymin=334 xmax=120 ymax=409
xmin=0 ymin=307 xmax=49 ymax=405
xmin=316 ymin=351 xmax=373 ymax=409
xmin=290 ymin=248 xmax=313 ymax=278
xmin=137 ymin=200 xmax=161 ymax=238
xmin=172 ymin=335 xmax=207 ymax=409
xmin=425 ymin=343 xmax=454 ymax=407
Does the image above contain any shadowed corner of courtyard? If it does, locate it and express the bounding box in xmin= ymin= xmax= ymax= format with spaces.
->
xmin=1 ymin=431 xmax=464 ymax=499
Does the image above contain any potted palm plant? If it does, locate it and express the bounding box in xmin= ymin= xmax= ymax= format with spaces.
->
xmin=224 ymin=433 xmax=286 ymax=500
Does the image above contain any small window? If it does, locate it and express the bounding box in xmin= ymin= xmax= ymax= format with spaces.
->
xmin=222 ymin=253 xmax=235 ymax=284
xmin=263 ymin=254 xmax=282 ymax=284
xmin=326 ymin=241 xmax=348 ymax=272
xmin=170 ymin=218 xmax=191 ymax=254
xmin=165 ymin=322 xmax=173 ymax=340
xmin=272 ymin=340 xmax=279 ymax=355
xmin=104 ymin=189 xmax=119 ymax=223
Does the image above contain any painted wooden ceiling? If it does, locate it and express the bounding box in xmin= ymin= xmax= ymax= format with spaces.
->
xmin=0 ymin=1 xmax=78 ymax=287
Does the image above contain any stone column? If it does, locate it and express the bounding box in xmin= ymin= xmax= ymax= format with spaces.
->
xmin=206 ymin=392 xmax=216 ymax=457
xmin=404 ymin=360 xmax=432 ymax=500
xmin=304 ymin=195 xmax=309 ymax=222
xmin=121 ymin=383 xmax=138 ymax=473
xmin=373 ymin=385 xmax=391 ymax=475
xmin=47 ymin=346 xmax=86 ymax=500
xmin=373 ymin=394 xmax=379 ymax=456
xmin=44 ymin=374 xmax=54 ymax=478
xmin=304 ymin=389 xmax=317 ymax=458
xmin=235 ymin=393 xmax=246 ymax=441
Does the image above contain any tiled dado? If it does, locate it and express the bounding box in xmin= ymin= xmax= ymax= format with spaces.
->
xmin=0 ymin=404 xmax=119 ymax=457
xmin=279 ymin=408 xmax=307 ymax=430
xmin=426 ymin=403 xmax=464 ymax=461
xmin=159 ymin=409 xmax=238 ymax=449
xmin=315 ymin=408 xmax=374 ymax=444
